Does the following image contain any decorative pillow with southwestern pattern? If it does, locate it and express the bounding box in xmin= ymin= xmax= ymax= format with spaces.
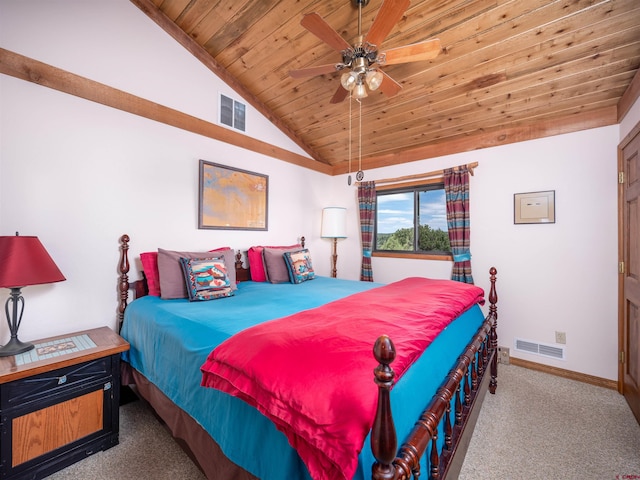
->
xmin=157 ymin=247 xmax=237 ymax=299
xmin=179 ymin=257 xmax=234 ymax=301
xmin=283 ymin=249 xmax=315 ymax=284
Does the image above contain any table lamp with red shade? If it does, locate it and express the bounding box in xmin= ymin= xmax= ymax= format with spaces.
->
xmin=0 ymin=233 xmax=66 ymax=356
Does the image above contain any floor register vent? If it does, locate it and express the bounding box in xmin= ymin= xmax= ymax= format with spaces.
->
xmin=515 ymin=338 xmax=565 ymax=360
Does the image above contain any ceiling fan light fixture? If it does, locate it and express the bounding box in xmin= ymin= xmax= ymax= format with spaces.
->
xmin=293 ymin=1 xmax=442 ymax=104
xmin=353 ymin=82 xmax=368 ymax=99
xmin=365 ymin=70 xmax=383 ymax=91
xmin=341 ymin=72 xmax=358 ymax=91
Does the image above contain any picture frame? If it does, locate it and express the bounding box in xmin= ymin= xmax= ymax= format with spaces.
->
xmin=198 ymin=160 xmax=268 ymax=230
xmin=514 ymin=190 xmax=555 ymax=224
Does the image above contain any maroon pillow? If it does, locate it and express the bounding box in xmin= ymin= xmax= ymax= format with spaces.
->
xmin=140 ymin=252 xmax=160 ymax=296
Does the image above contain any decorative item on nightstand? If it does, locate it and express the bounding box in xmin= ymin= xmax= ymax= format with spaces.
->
xmin=321 ymin=207 xmax=347 ymax=278
xmin=0 ymin=233 xmax=65 ymax=356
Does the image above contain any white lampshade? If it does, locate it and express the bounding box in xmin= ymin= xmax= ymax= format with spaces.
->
xmin=321 ymin=207 xmax=347 ymax=238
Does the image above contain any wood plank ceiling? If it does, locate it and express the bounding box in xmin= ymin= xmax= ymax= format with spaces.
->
xmin=135 ymin=0 xmax=640 ymax=175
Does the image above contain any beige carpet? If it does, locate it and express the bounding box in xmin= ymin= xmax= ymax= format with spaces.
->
xmin=48 ymin=364 xmax=640 ymax=479
xmin=47 ymin=396 xmax=206 ymax=480
xmin=459 ymin=364 xmax=640 ymax=480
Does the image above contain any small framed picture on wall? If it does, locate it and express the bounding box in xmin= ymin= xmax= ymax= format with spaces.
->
xmin=514 ymin=190 xmax=555 ymax=224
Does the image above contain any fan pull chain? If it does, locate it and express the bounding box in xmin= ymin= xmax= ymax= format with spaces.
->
xmin=356 ymin=98 xmax=364 ymax=181
xmin=347 ymin=93 xmax=353 ymax=185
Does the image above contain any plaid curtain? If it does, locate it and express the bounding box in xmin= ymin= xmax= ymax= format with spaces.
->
xmin=357 ymin=181 xmax=376 ymax=282
xmin=444 ymin=167 xmax=474 ymax=283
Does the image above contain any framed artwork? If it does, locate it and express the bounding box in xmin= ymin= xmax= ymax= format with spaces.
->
xmin=198 ymin=160 xmax=268 ymax=230
xmin=514 ymin=190 xmax=555 ymax=224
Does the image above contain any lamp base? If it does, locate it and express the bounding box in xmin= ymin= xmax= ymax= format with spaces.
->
xmin=331 ymin=237 xmax=338 ymax=278
xmin=0 ymin=337 xmax=34 ymax=357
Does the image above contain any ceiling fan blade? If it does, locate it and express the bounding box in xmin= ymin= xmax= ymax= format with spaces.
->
xmin=330 ymin=86 xmax=349 ymax=104
xmin=301 ymin=12 xmax=351 ymax=53
xmin=365 ymin=0 xmax=411 ymax=47
xmin=378 ymin=72 xmax=402 ymax=97
xmin=289 ymin=63 xmax=340 ymax=79
xmin=380 ymin=38 xmax=441 ymax=65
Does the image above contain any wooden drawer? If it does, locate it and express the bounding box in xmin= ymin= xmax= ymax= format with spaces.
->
xmin=1 ymin=357 xmax=112 ymax=413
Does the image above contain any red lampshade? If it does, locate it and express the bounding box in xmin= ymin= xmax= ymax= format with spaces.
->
xmin=0 ymin=235 xmax=66 ymax=288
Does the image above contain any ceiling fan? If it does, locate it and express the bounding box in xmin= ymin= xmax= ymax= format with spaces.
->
xmin=289 ymin=0 xmax=441 ymax=104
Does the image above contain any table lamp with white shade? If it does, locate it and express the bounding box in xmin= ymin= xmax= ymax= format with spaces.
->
xmin=321 ymin=207 xmax=347 ymax=278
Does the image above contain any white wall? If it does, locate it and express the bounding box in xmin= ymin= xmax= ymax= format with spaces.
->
xmin=0 ymin=0 xmax=632 ymax=382
xmin=328 ymin=126 xmax=621 ymax=381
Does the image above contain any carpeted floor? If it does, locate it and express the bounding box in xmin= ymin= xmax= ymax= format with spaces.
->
xmin=47 ymin=365 xmax=640 ymax=479
xmin=47 ymin=394 xmax=206 ymax=480
xmin=459 ymin=365 xmax=640 ymax=480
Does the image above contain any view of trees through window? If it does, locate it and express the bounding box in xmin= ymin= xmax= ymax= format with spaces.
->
xmin=375 ymin=186 xmax=451 ymax=254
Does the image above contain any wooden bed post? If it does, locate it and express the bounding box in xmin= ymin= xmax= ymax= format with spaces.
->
xmin=371 ymin=336 xmax=402 ymax=480
xmin=117 ymin=234 xmax=131 ymax=333
xmin=488 ymin=267 xmax=498 ymax=394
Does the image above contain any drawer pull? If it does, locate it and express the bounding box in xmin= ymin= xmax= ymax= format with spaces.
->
xmin=104 ymin=382 xmax=112 ymax=391
xmin=57 ymin=375 xmax=67 ymax=385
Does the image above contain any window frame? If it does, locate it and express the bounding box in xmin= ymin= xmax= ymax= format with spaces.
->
xmin=373 ymin=178 xmax=453 ymax=261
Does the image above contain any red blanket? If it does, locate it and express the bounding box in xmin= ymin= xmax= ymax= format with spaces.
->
xmin=201 ymin=277 xmax=484 ymax=480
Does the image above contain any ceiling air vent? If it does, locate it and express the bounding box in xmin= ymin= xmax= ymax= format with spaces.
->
xmin=515 ymin=338 xmax=565 ymax=360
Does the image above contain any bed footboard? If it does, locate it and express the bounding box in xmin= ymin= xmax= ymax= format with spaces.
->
xmin=372 ymin=267 xmax=498 ymax=480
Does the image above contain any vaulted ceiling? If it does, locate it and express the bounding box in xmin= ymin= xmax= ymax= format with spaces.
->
xmin=134 ymin=0 xmax=639 ymax=174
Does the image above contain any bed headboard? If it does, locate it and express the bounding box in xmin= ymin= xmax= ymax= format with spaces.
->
xmin=116 ymin=234 xmax=305 ymax=332
xmin=117 ymin=234 xmax=251 ymax=332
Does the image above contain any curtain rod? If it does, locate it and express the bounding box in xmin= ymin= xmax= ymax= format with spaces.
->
xmin=357 ymin=162 xmax=479 ymax=186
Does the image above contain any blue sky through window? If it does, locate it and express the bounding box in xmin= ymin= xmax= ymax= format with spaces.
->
xmin=377 ymin=190 xmax=447 ymax=234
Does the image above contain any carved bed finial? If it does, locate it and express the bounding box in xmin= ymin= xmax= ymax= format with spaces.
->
xmin=371 ymin=335 xmax=399 ymax=479
xmin=117 ymin=234 xmax=131 ymax=333
xmin=488 ymin=267 xmax=498 ymax=323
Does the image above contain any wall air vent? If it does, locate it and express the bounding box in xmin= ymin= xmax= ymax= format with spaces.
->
xmin=219 ymin=93 xmax=246 ymax=132
xmin=515 ymin=338 xmax=565 ymax=360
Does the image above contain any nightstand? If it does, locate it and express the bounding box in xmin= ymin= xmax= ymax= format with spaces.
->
xmin=0 ymin=327 xmax=129 ymax=480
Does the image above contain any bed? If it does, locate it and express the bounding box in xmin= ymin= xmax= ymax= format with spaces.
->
xmin=116 ymin=234 xmax=498 ymax=480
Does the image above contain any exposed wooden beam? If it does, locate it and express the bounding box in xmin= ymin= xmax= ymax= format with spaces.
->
xmin=618 ymin=67 xmax=640 ymax=123
xmin=0 ymin=48 xmax=331 ymax=175
xmin=331 ymin=106 xmax=618 ymax=175
xmin=129 ymin=0 xmax=329 ymax=165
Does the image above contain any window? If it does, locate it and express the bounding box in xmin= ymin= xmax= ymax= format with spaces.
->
xmin=375 ymin=183 xmax=451 ymax=258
